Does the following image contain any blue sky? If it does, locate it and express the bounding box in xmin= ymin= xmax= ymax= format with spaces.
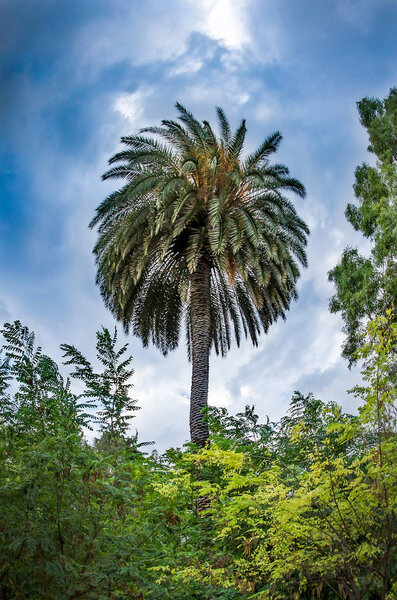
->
xmin=1 ymin=0 xmax=396 ymax=449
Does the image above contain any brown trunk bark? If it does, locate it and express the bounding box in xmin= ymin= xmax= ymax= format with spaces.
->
xmin=189 ymin=258 xmax=211 ymax=447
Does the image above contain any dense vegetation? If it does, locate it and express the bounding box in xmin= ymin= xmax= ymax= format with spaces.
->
xmin=0 ymin=314 xmax=395 ymax=599
xmin=0 ymin=91 xmax=396 ymax=599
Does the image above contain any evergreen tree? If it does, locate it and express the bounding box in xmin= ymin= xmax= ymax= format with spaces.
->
xmin=90 ymin=103 xmax=308 ymax=446
xmin=0 ymin=320 xmax=90 ymax=433
xmin=62 ymin=326 xmax=138 ymax=440
xmin=329 ymin=88 xmax=397 ymax=364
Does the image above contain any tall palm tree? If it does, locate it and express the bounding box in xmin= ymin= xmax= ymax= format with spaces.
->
xmin=90 ymin=104 xmax=309 ymax=447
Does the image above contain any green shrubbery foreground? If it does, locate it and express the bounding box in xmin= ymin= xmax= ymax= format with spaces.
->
xmin=0 ymin=313 xmax=396 ymax=599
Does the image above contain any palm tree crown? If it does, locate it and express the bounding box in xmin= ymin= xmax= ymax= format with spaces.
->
xmin=90 ymin=103 xmax=309 ymax=446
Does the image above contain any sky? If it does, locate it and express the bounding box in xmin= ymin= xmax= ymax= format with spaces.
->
xmin=1 ymin=0 xmax=396 ymax=450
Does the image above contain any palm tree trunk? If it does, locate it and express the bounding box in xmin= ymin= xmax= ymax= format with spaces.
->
xmin=189 ymin=259 xmax=211 ymax=447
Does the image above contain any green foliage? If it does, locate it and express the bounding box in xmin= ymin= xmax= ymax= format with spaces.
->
xmin=357 ymin=88 xmax=397 ymax=162
xmin=61 ymin=327 xmax=139 ymax=440
xmin=204 ymin=404 xmax=273 ymax=453
xmin=0 ymin=320 xmax=90 ymax=434
xmin=157 ymin=315 xmax=397 ymax=599
xmin=0 ymin=322 xmax=159 ymax=599
xmin=1 ymin=315 xmax=396 ymax=598
xmin=0 ymin=426 xmax=160 ymax=598
xmin=329 ymin=88 xmax=397 ymax=364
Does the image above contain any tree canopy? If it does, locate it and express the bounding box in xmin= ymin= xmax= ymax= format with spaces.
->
xmin=329 ymin=88 xmax=397 ymax=364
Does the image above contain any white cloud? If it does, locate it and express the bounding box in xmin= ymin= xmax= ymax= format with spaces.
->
xmin=113 ymin=88 xmax=152 ymax=126
xmin=76 ymin=0 xmax=255 ymax=74
xmin=71 ymin=0 xmax=275 ymax=84
xmin=235 ymin=91 xmax=250 ymax=105
xmin=131 ymin=347 xmax=191 ymax=450
xmin=169 ymin=56 xmax=204 ymax=76
xmin=301 ymin=310 xmax=345 ymax=373
xmin=254 ymin=99 xmax=281 ymax=124
xmin=205 ymin=302 xmax=362 ymax=427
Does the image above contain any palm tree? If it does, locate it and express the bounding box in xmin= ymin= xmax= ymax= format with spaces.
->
xmin=90 ymin=104 xmax=309 ymax=447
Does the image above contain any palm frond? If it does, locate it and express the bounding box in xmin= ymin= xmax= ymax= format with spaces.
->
xmin=229 ymin=119 xmax=247 ymax=157
xmin=244 ymin=131 xmax=283 ymax=169
xmin=216 ymin=106 xmax=231 ymax=144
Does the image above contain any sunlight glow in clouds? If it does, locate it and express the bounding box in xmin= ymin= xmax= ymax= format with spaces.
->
xmin=197 ymin=0 xmax=252 ymax=49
